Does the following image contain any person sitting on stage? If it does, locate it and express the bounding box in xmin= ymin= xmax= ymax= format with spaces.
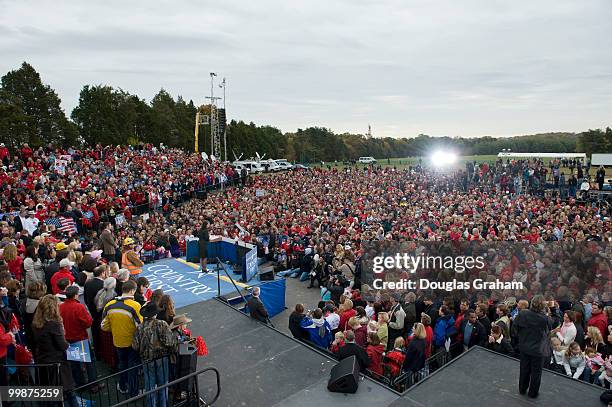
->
xmin=300 ymin=308 xmax=333 ymax=349
xmin=247 ymin=287 xmax=269 ymax=323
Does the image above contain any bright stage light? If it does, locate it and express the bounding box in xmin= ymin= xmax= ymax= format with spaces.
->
xmin=431 ymin=151 xmax=458 ymax=166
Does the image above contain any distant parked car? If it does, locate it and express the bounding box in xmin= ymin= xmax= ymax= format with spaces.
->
xmin=274 ymin=159 xmax=294 ymax=170
xmin=358 ymin=156 xmax=377 ymax=164
xmin=260 ymin=159 xmax=282 ymax=172
xmin=293 ymin=164 xmax=311 ymax=170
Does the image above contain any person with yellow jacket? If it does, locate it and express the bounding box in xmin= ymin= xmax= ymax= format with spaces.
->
xmin=121 ymin=237 xmax=144 ymax=278
xmin=101 ymin=280 xmax=142 ymax=396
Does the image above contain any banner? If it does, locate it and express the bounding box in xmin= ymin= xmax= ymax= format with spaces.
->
xmin=66 ymin=340 xmax=92 ymax=363
xmin=54 ymin=159 xmax=67 ymax=175
xmin=115 ymin=214 xmax=125 ymax=226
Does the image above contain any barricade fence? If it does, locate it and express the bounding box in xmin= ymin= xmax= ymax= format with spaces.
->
xmin=111 ymin=367 xmax=220 ymax=407
xmin=301 ymin=339 xmax=462 ymax=393
xmin=1 ymin=363 xmax=62 ymax=406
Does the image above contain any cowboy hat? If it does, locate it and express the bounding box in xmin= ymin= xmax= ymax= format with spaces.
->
xmin=170 ymin=314 xmax=192 ymax=329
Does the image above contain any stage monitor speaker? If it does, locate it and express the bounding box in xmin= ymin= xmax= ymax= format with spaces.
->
xmin=259 ymin=265 xmax=274 ymax=281
xmin=327 ymin=355 xmax=359 ymax=394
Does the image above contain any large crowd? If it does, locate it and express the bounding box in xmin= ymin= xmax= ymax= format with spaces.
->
xmin=0 ymin=142 xmax=610 ymax=405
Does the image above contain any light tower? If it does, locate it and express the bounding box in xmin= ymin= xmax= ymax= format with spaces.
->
xmin=205 ymin=72 xmax=222 ymax=158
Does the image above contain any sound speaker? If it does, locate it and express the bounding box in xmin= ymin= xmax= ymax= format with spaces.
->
xmin=259 ymin=269 xmax=274 ymax=281
xmin=258 ymin=265 xmax=274 ymax=281
xmin=327 ymin=356 xmax=359 ymax=394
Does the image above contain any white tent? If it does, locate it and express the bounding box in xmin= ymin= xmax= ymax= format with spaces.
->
xmin=497 ymin=152 xmax=586 ymax=159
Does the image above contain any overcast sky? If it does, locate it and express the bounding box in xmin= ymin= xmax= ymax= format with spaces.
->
xmin=1 ymin=0 xmax=611 ymax=138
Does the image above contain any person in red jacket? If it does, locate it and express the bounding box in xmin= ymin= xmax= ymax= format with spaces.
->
xmin=0 ymin=143 xmax=9 ymax=164
xmin=421 ymin=313 xmax=434 ymax=358
xmin=385 ymin=337 xmax=406 ymax=378
xmin=50 ymin=259 xmax=75 ymax=294
xmin=453 ymin=299 xmax=470 ymax=343
xmin=59 ymin=286 xmax=101 ymax=391
xmin=338 ymin=299 xmax=356 ymax=332
xmin=20 ymin=143 xmax=33 ymax=160
xmin=0 ymin=323 xmax=16 ymax=386
xmin=366 ymin=332 xmax=385 ymax=376
xmin=587 ymin=302 xmax=608 ymax=340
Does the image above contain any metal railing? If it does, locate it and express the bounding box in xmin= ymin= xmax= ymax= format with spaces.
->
xmin=214 ymin=257 xmax=248 ymax=305
xmin=390 ymin=342 xmax=462 ymax=392
xmin=2 ymin=363 xmax=62 ymax=406
xmin=73 ymin=355 xmax=170 ymax=407
xmin=111 ymin=367 xmax=220 ymax=407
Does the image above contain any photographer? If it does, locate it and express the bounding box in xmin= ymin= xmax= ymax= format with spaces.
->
xmin=327 ymin=275 xmax=346 ymax=306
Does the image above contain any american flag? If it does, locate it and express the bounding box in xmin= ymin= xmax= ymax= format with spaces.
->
xmin=45 ymin=216 xmax=78 ymax=235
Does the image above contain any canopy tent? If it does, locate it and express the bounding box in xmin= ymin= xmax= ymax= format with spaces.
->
xmin=591 ymin=154 xmax=612 ymax=166
xmin=497 ymin=152 xmax=586 ymax=159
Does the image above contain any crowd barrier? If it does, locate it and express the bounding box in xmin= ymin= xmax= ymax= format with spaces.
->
xmin=300 ymin=339 xmax=462 ymax=393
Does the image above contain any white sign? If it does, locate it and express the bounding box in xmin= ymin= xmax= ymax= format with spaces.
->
xmin=54 ymin=159 xmax=68 ymax=175
xmin=255 ymin=189 xmax=266 ymax=197
xmin=115 ymin=214 xmax=125 ymax=226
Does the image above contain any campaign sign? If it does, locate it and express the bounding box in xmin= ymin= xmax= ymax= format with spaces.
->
xmin=66 ymin=340 xmax=92 ymax=363
xmin=243 ymin=247 xmax=258 ymax=282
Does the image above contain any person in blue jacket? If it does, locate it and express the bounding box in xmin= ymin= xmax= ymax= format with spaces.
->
xmin=300 ymin=308 xmax=333 ymax=349
xmin=433 ymin=305 xmax=456 ymax=351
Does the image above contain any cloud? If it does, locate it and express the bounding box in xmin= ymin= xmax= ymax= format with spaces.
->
xmin=1 ymin=0 xmax=611 ymax=138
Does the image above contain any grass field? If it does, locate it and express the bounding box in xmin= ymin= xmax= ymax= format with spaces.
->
xmin=317 ymin=155 xmax=611 ymax=176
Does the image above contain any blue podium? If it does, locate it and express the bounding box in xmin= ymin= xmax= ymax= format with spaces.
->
xmin=185 ymin=237 xmax=259 ymax=282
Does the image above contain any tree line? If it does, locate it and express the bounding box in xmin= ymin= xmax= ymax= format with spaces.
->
xmin=1 ymin=62 xmax=610 ymax=161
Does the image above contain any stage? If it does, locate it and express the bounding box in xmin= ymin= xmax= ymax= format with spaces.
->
xmin=184 ymin=299 xmax=604 ymax=406
xmin=395 ymin=346 xmax=603 ymax=407
xmin=184 ymin=298 xmax=400 ymax=407
xmin=141 ymin=258 xmax=285 ymax=317
xmin=150 ymin=260 xmax=604 ymax=406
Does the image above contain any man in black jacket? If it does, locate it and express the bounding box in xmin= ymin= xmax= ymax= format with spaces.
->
xmin=514 ymin=295 xmax=553 ymax=399
xmin=476 ymin=304 xmax=492 ymax=336
xmin=247 ymin=287 xmax=269 ymax=323
xmin=337 ymin=330 xmax=371 ymax=372
xmin=83 ymin=265 xmax=108 ymax=358
xmin=460 ymin=310 xmax=487 ymax=351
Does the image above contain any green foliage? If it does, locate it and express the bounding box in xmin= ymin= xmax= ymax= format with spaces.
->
xmin=0 ymin=62 xmax=76 ymax=148
xmin=1 ymin=62 xmax=608 ymax=160
xmin=577 ymin=128 xmax=612 ymax=156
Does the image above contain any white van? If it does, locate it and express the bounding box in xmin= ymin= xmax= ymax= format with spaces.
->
xmin=239 ymin=161 xmax=264 ymax=173
xmin=274 ymin=159 xmax=294 ymax=170
xmin=358 ymin=156 xmax=377 ymax=164
xmin=232 ymin=162 xmax=249 ymax=173
xmin=260 ymin=159 xmax=282 ymax=172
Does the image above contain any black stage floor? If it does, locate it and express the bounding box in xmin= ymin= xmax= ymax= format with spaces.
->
xmin=394 ymin=346 xmax=603 ymax=407
xmin=182 ymin=299 xmax=604 ymax=407
xmin=182 ymin=299 xmax=399 ymax=407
